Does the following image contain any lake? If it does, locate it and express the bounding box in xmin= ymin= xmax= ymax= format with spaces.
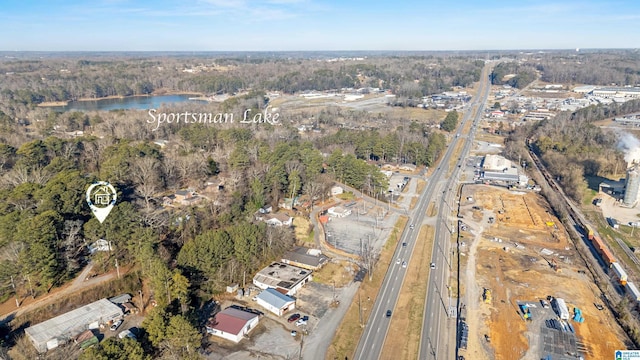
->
xmin=49 ymin=94 xmax=205 ymax=112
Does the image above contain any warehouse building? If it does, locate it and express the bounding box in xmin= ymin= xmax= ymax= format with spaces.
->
xmin=25 ymin=298 xmax=123 ymax=353
xmin=253 ymin=262 xmax=312 ymax=296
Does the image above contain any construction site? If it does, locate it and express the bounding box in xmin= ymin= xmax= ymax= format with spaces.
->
xmin=458 ymin=185 xmax=629 ymax=360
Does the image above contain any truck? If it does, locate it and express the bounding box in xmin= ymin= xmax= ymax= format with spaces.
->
xmin=552 ymin=297 xmax=570 ymax=320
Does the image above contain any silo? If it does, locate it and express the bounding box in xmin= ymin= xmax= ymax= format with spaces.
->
xmin=624 ymin=166 xmax=640 ymax=206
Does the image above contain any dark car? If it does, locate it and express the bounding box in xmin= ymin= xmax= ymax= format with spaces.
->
xmin=386 ymin=310 xmax=392 ymax=317
xmin=287 ymin=313 xmax=301 ymax=323
xmin=402 ymin=242 xmax=407 ymax=247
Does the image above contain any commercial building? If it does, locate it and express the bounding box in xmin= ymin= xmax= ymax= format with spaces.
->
xmin=25 ymin=298 xmax=123 ymax=353
xmin=255 ymin=288 xmax=296 ymax=316
xmin=281 ymin=247 xmax=330 ymax=271
xmin=253 ymin=262 xmax=313 ymax=296
xmin=206 ymin=307 xmax=260 ymax=343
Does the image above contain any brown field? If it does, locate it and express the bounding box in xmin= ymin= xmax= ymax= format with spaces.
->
xmin=460 ymin=185 xmax=627 ymax=360
xmin=380 ymin=225 xmax=435 ymax=360
xmin=293 ymin=216 xmax=314 ymax=244
xmin=313 ymin=260 xmax=355 ymax=288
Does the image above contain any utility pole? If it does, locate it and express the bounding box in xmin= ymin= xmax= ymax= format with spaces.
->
xmin=10 ymin=276 xmax=19 ymax=308
xmin=358 ymin=291 xmax=363 ymax=327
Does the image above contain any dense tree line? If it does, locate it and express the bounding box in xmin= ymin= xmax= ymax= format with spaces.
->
xmin=536 ymin=51 xmax=640 ymax=86
xmin=440 ymin=111 xmax=459 ymax=132
xmin=490 ymin=62 xmax=537 ymax=89
xmin=0 ymin=55 xmax=484 ymax=109
xmin=504 ymin=100 xmax=640 ymax=202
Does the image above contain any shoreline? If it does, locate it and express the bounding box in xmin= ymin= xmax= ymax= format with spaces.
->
xmin=38 ymin=91 xmax=204 ymax=107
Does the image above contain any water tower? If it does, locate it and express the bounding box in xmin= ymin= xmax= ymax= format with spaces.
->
xmin=624 ymin=165 xmax=640 ymax=207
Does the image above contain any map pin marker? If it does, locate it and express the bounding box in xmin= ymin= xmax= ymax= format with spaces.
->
xmin=86 ymin=181 xmax=117 ymax=224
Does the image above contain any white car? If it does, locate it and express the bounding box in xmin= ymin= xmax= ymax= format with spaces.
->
xmin=110 ymin=319 xmax=123 ymax=331
xmin=430 ymin=262 xmax=436 ymax=269
xmin=396 ymin=258 xmax=401 ymax=265
xmin=402 ymin=261 xmax=407 ymax=268
xmin=295 ymin=318 xmax=308 ymax=327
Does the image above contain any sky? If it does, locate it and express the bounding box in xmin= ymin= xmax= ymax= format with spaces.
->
xmin=1 ymin=0 xmax=640 ymax=51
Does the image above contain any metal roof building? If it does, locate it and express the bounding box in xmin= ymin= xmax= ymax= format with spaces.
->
xmin=255 ymin=288 xmax=296 ymax=316
xmin=25 ymin=298 xmax=123 ymax=353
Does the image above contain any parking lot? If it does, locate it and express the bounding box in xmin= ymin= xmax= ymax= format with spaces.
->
xmin=324 ymin=200 xmax=396 ymax=255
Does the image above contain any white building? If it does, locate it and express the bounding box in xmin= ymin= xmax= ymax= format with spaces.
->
xmin=206 ymin=307 xmax=259 ymax=343
xmin=25 ymin=299 xmax=123 ymax=353
xmin=255 ymin=288 xmax=296 ymax=316
xmin=327 ymin=206 xmax=351 ymax=218
xmin=264 ymin=213 xmax=293 ymax=226
xmin=253 ymin=262 xmax=313 ymax=296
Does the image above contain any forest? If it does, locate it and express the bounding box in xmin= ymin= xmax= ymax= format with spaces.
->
xmin=504 ymin=99 xmax=640 ymax=202
xmin=0 ymin=96 xmax=453 ymax=358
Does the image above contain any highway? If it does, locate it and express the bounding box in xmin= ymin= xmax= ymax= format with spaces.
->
xmin=354 ymin=62 xmax=493 ymax=360
xmin=418 ymin=63 xmax=493 ymax=360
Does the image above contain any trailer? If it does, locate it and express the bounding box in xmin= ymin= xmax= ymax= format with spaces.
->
xmin=626 ymin=281 xmax=640 ymax=302
xmin=552 ymin=298 xmax=570 ymax=320
xmin=612 ymin=262 xmax=628 ymax=285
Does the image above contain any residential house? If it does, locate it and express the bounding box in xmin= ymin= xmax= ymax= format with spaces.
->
xmin=87 ymin=239 xmax=112 ymax=254
xmin=255 ymin=288 xmax=296 ymax=316
xmin=263 ymin=213 xmax=293 ymax=227
xmin=206 ymin=307 xmax=260 ymax=343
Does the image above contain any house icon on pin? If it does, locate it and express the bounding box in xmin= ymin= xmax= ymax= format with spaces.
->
xmin=93 ymin=186 xmax=112 ymax=206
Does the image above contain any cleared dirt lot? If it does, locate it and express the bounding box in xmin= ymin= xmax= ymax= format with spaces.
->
xmin=459 ymin=185 xmax=628 ymax=360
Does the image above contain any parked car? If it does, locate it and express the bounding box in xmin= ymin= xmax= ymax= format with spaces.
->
xmin=110 ymin=319 xmax=123 ymax=331
xmin=287 ymin=313 xmax=301 ymax=323
xmin=295 ymin=318 xmax=307 ymax=327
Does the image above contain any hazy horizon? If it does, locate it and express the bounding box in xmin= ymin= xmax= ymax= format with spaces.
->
xmin=1 ymin=0 xmax=640 ymax=51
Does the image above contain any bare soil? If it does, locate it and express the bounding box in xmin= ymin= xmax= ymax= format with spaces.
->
xmin=460 ymin=185 xmax=627 ymax=360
